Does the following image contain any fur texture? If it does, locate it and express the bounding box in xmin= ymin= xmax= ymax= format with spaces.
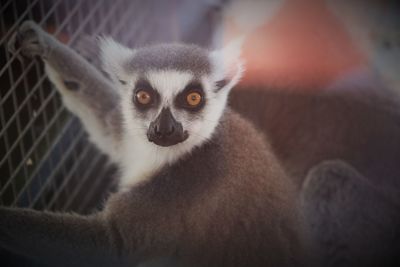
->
xmin=1 ymin=21 xmax=309 ymax=267
xmin=78 ymin=13 xmax=400 ymax=266
xmin=229 ymin=83 xmax=400 ymax=265
xmin=229 ymin=87 xmax=400 ymax=204
xmin=97 ymin=35 xmax=243 ymax=189
xmin=302 ymin=160 xmax=400 ymax=267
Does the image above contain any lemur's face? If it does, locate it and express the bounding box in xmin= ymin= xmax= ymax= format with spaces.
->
xmin=131 ymin=72 xmax=206 ymax=147
xmin=132 ymin=70 xmax=231 ymax=147
xmin=100 ymin=41 xmax=243 ymax=150
xmin=124 ymin=69 xmax=228 ymax=149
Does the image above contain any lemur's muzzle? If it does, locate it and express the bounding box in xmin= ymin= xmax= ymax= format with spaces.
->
xmin=147 ymin=108 xmax=188 ymax=147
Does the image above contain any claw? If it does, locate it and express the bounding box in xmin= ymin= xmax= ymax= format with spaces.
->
xmin=7 ymin=30 xmax=25 ymax=64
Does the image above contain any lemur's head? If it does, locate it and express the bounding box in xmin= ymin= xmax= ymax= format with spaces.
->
xmin=100 ymin=38 xmax=243 ymax=150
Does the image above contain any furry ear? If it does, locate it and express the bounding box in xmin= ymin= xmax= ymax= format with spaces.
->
xmin=98 ymin=37 xmax=135 ymax=87
xmin=210 ymin=37 xmax=245 ymax=92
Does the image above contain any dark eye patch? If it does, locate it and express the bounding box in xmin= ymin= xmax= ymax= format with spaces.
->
xmin=174 ymin=81 xmax=205 ymax=112
xmin=132 ymin=78 xmax=159 ymax=111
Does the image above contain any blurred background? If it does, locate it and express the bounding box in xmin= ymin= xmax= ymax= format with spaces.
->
xmin=226 ymin=0 xmax=399 ymax=91
xmin=0 ymin=0 xmax=399 ymax=265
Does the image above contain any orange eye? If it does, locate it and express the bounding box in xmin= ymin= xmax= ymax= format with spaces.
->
xmin=136 ymin=90 xmax=151 ymax=105
xmin=186 ymin=92 xmax=202 ymax=107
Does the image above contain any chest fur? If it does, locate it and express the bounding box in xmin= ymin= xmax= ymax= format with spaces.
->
xmin=118 ymin=136 xmax=193 ymax=190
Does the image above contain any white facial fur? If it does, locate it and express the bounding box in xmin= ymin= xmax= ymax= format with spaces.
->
xmin=99 ymin=38 xmax=243 ymax=190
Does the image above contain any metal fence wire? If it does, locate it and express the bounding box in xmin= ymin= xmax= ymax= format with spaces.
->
xmin=0 ymin=0 xmax=221 ymax=214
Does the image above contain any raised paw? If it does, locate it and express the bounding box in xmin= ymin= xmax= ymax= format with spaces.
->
xmin=8 ymin=20 xmax=50 ymax=58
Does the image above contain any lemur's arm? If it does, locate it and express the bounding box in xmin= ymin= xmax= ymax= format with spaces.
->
xmin=8 ymin=21 xmax=123 ymax=163
xmin=0 ymin=207 xmax=126 ymax=267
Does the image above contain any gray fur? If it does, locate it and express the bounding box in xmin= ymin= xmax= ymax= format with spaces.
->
xmin=0 ymin=112 xmax=309 ymax=266
xmin=26 ymin=17 xmax=400 ymax=266
xmin=127 ymin=43 xmax=212 ymax=76
xmin=1 ymin=21 xmax=309 ymax=267
xmin=8 ymin=21 xmax=123 ymax=144
xmin=73 ymin=35 xmax=109 ymax=79
xmin=229 ymin=85 xmax=400 ymax=265
xmin=230 ymin=88 xmax=400 ymax=204
xmin=302 ymin=160 xmax=400 ymax=267
xmin=0 ymin=208 xmax=120 ymax=266
xmin=104 ymin=110 xmax=308 ymax=267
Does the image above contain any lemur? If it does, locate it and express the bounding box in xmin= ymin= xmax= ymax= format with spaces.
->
xmin=77 ymin=3 xmax=400 ymax=265
xmin=0 ymin=21 xmax=310 ymax=267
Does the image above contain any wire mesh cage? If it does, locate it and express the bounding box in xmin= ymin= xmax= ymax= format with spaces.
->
xmin=0 ymin=0 xmax=221 ymax=214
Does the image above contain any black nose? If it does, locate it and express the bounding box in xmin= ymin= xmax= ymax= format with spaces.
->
xmin=148 ymin=108 xmax=188 ymax=147
xmin=154 ymin=123 xmax=175 ymax=137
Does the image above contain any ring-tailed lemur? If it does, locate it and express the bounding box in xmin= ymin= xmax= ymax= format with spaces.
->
xmin=0 ymin=21 xmax=310 ymax=267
